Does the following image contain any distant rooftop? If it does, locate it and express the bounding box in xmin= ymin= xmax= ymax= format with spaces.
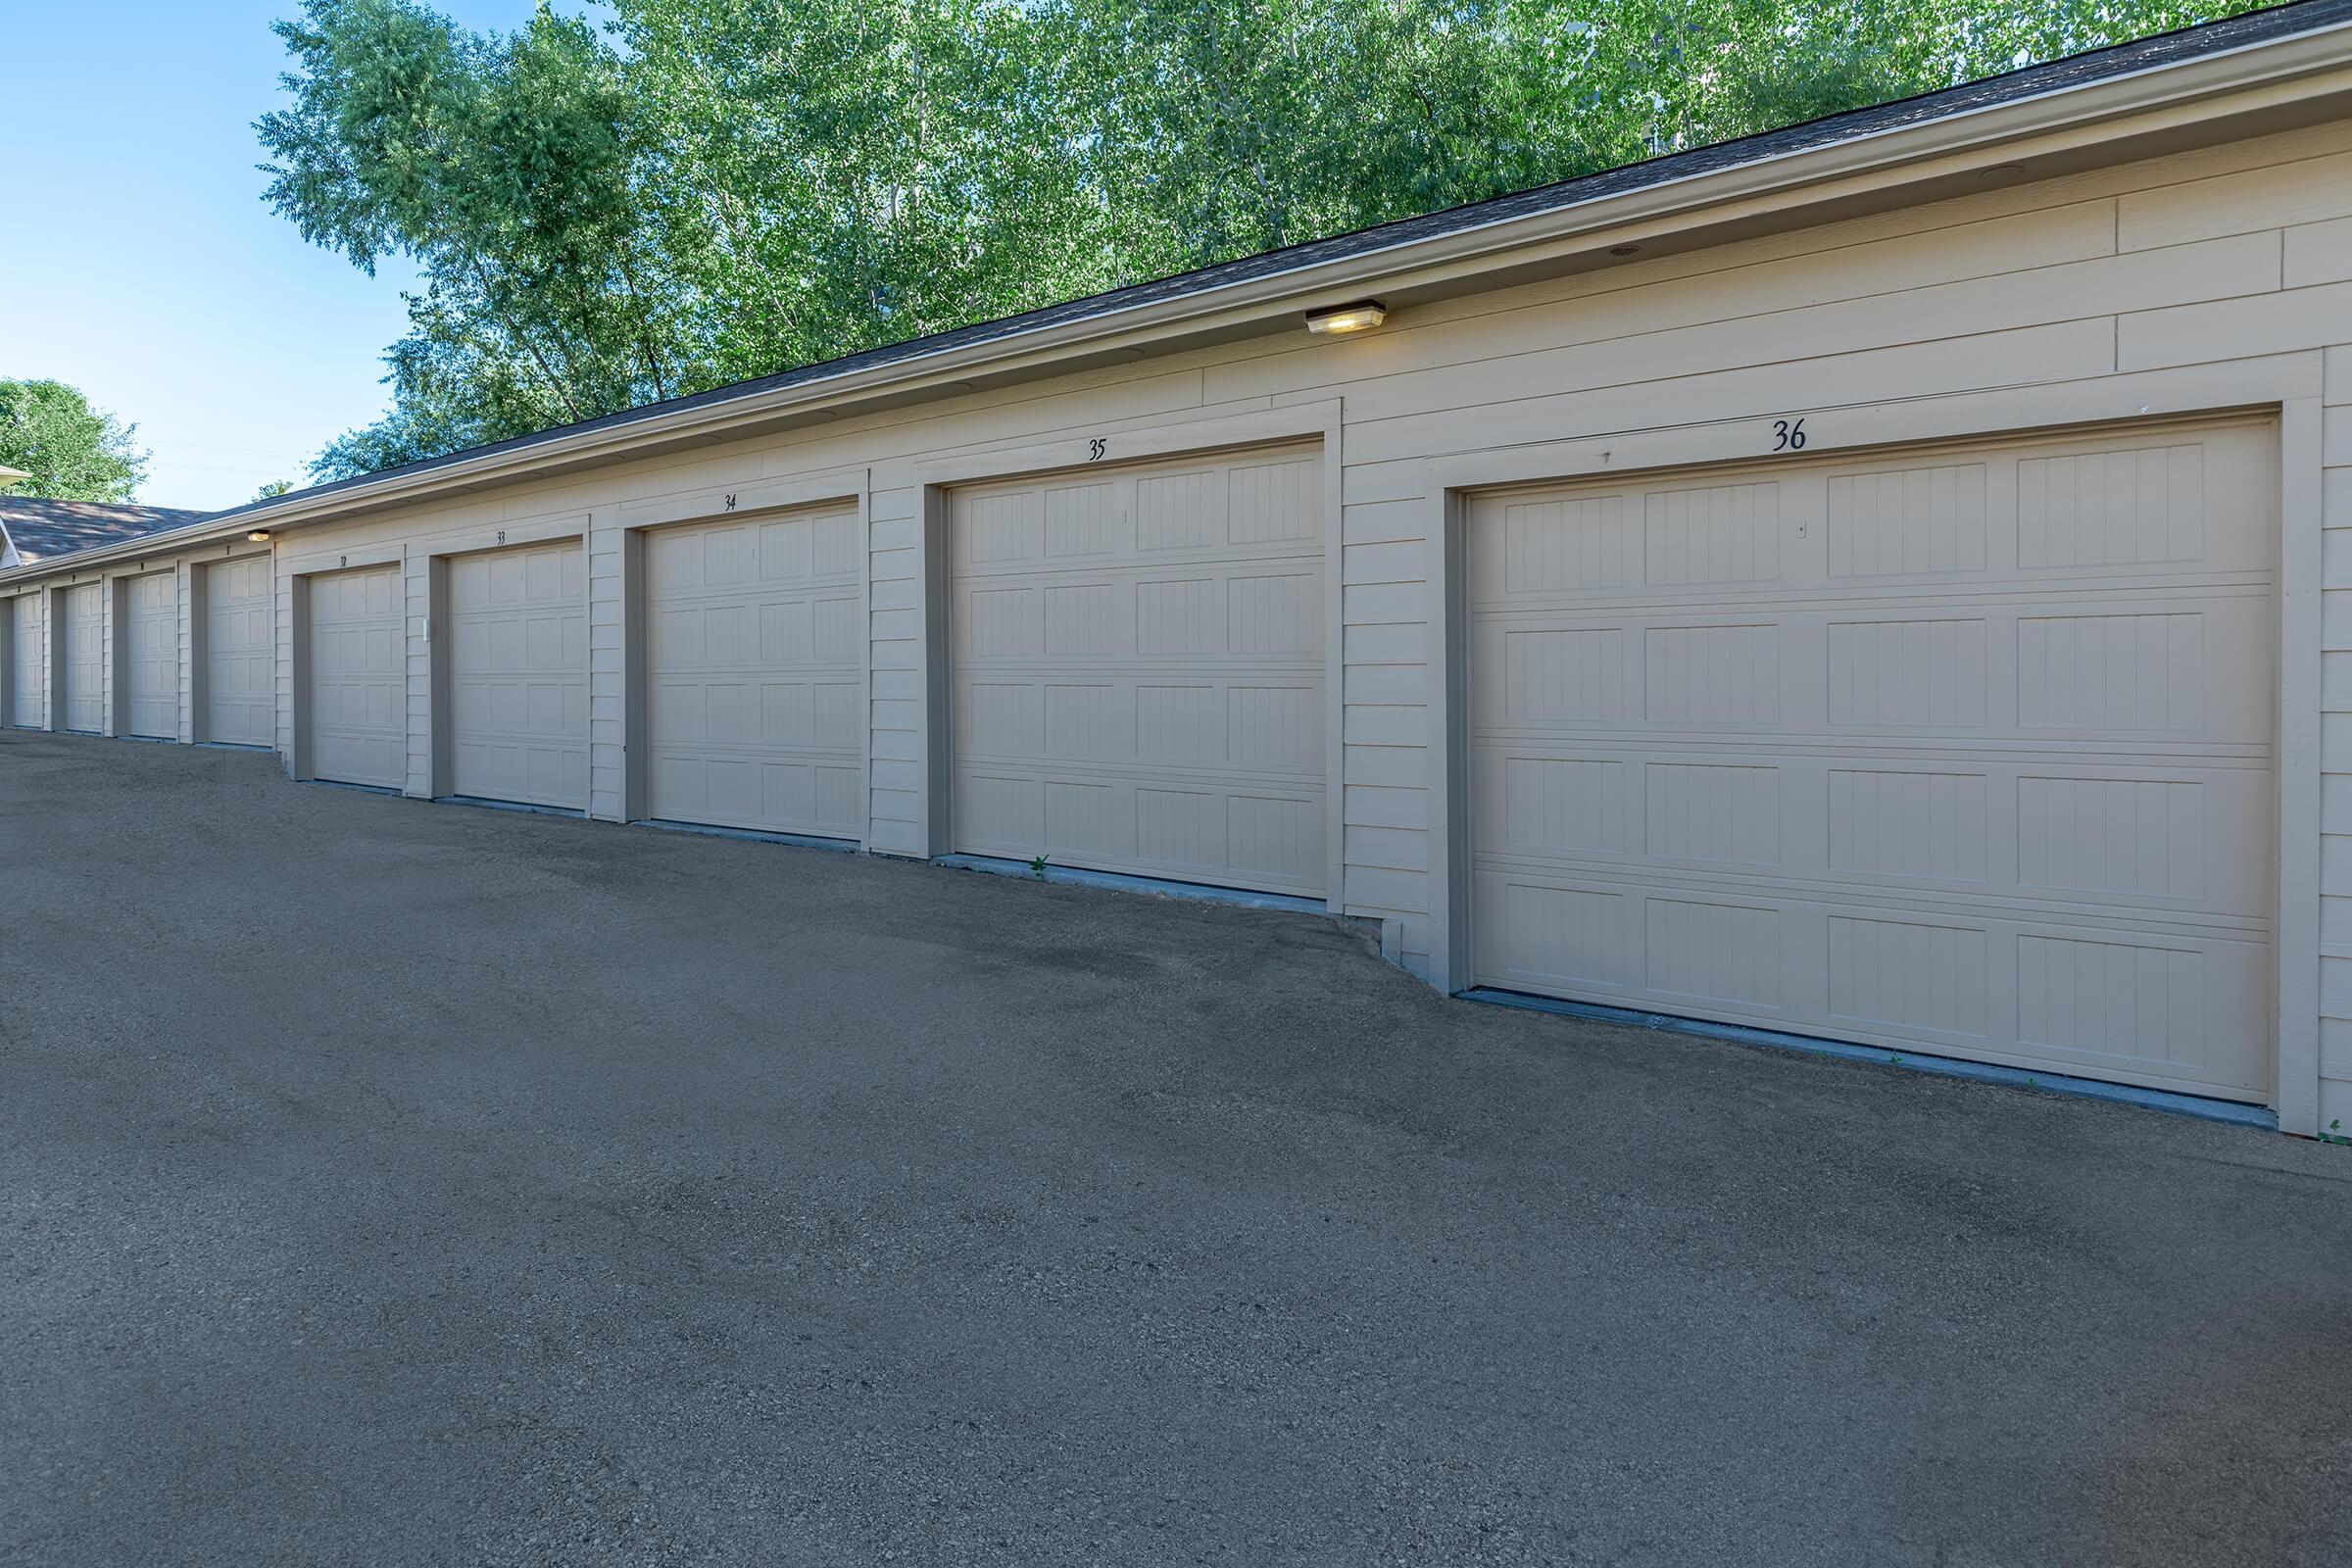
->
xmin=0 ymin=497 xmax=209 ymax=568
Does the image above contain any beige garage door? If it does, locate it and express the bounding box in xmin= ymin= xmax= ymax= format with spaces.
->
xmin=307 ymin=564 xmax=405 ymax=789
xmin=1467 ymin=418 xmax=2276 ymax=1102
xmin=448 ymin=541 xmax=587 ymax=809
xmin=59 ymin=582 xmax=104 ymax=734
xmin=643 ymin=507 xmax=863 ymax=837
xmin=204 ymin=556 xmax=274 ymax=747
xmin=950 ymin=443 xmax=1327 ymax=897
xmin=123 ymin=570 xmax=177 ymax=740
xmin=8 ymin=595 xmax=40 ymax=729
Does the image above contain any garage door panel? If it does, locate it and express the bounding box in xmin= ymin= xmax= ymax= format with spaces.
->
xmin=1479 ymin=426 xmax=2274 ymax=609
xmin=10 ymin=596 xmax=43 ymax=728
xmin=60 ymin=582 xmax=104 ymax=733
xmin=306 ymin=564 xmax=405 ymax=789
xmin=650 ymin=753 xmax=860 ymax=837
xmin=644 ymin=508 xmax=861 ymax=838
xmin=950 ymin=444 xmax=1327 ymax=896
xmin=1475 ymin=591 xmax=2269 ymax=746
xmin=205 ymin=558 xmax=274 ymax=747
xmin=123 ymin=571 xmax=177 ymax=740
xmin=1476 ymin=742 xmax=2272 ymax=918
xmin=954 ymin=456 xmax=1319 ymax=574
xmin=956 ymin=675 xmax=1321 ymax=777
xmin=1475 ymin=862 xmax=2273 ymax=1095
xmin=955 ymin=761 xmax=1326 ymax=896
xmin=447 ymin=542 xmax=586 ymax=810
xmin=1470 ymin=418 xmax=2276 ymax=1102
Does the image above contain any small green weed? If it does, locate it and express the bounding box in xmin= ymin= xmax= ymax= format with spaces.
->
xmin=1028 ymin=854 xmax=1050 ymax=879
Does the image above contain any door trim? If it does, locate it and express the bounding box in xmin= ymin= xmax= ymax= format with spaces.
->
xmin=620 ymin=474 xmax=870 ymax=835
xmin=910 ymin=400 xmax=1346 ymax=909
xmin=426 ymin=531 xmax=593 ymax=808
xmin=1420 ymin=357 xmax=2324 ymax=1129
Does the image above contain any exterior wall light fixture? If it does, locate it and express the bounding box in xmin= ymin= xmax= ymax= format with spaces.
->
xmin=247 ymin=530 xmax=273 ymax=544
xmin=1303 ymin=300 xmax=1388 ymax=335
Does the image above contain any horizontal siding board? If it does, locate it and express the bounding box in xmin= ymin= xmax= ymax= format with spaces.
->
xmin=2325 ymin=776 xmax=2352 ymax=835
xmin=1345 ymin=622 xmax=1427 ymax=663
xmin=2326 ymin=894 xmax=2352 ymax=958
xmin=1350 ymin=318 xmax=2115 ymax=458
xmin=1344 ymin=663 xmax=1427 ymax=705
xmin=1346 ymin=865 xmax=1427 ymax=912
xmin=1342 ymin=582 xmax=1423 ymax=625
xmin=2324 ymin=712 xmax=2352 ymax=773
xmin=2118 ymin=148 xmax=2352 ymax=250
xmin=1343 ymin=704 xmax=1426 ymax=747
xmin=1343 ymin=499 xmax=1427 ymax=545
xmin=1328 ymin=231 xmax=2265 ymax=428
xmin=2324 ymin=527 xmax=2352 ymax=589
xmin=2325 ymin=1017 xmax=2352 ymax=1077
xmin=2324 ymin=956 xmax=2352 ymax=1018
xmin=2286 ymin=217 xmax=2352 ymax=289
xmin=2325 ymin=653 xmax=2352 ymax=710
xmin=1346 ymin=824 xmax=1429 ymax=872
xmin=1343 ymin=458 xmax=1428 ymax=507
xmin=2326 ymin=590 xmax=2352 ymax=655
xmin=867 ymin=487 xmax=919 ymax=522
xmin=1344 ymin=744 xmax=1427 ymax=788
xmin=1345 ymin=783 xmax=1429 ymax=830
xmin=2119 ymin=278 xmax=2352 ymax=371
xmin=1207 ymin=199 xmax=2122 ymax=409
xmin=1344 ymin=540 xmax=1425 ymax=585
xmin=2326 ymin=835 xmax=2352 ymax=898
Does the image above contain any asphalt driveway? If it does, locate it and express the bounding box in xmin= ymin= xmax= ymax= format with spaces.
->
xmin=3 ymin=729 xmax=2349 ymax=1567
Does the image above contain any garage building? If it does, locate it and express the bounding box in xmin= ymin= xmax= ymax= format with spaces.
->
xmin=5 ymin=2 xmax=2352 ymax=1132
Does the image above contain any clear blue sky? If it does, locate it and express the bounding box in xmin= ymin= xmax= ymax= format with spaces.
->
xmin=4 ymin=2 xmax=572 ymax=512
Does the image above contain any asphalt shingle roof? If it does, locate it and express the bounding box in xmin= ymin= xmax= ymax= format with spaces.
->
xmin=0 ymin=498 xmax=209 ymax=566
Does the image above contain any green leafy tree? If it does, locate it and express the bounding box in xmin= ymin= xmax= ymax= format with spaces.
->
xmin=267 ymin=0 xmax=2273 ymax=481
xmin=260 ymin=0 xmax=675 ymax=470
xmin=0 ymin=378 xmax=150 ymax=501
